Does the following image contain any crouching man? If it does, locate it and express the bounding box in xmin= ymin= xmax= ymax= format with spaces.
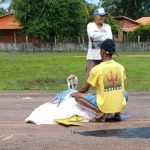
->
xmin=71 ymin=39 xmax=128 ymax=122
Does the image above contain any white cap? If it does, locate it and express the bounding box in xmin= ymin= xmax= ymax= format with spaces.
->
xmin=93 ymin=8 xmax=107 ymax=16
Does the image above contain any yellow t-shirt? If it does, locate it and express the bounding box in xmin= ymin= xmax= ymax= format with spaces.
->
xmin=87 ymin=60 xmax=127 ymax=113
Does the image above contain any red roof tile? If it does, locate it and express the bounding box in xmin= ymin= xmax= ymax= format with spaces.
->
xmin=115 ymin=16 xmax=139 ymax=25
xmin=136 ymin=17 xmax=150 ymax=25
xmin=0 ymin=13 xmax=22 ymax=29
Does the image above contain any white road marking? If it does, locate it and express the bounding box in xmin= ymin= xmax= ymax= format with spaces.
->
xmin=1 ymin=133 xmax=26 ymax=141
xmin=2 ymin=134 xmax=13 ymax=141
xmin=22 ymin=97 xmax=33 ymax=100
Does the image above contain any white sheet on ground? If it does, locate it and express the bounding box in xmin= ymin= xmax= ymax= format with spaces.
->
xmin=25 ymin=94 xmax=95 ymax=125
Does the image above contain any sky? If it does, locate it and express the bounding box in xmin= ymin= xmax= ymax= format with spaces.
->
xmin=0 ymin=0 xmax=99 ymax=10
xmin=0 ymin=0 xmax=11 ymax=9
xmin=86 ymin=0 xmax=99 ymax=5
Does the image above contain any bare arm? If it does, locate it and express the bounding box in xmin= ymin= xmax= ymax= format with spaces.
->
xmin=70 ymin=82 xmax=90 ymax=99
xmin=78 ymin=82 xmax=91 ymax=93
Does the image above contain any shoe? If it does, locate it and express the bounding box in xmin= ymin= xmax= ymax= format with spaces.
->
xmin=113 ymin=115 xmax=121 ymax=122
xmin=105 ymin=117 xmax=114 ymax=122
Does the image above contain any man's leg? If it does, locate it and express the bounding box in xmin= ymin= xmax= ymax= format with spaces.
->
xmin=71 ymin=92 xmax=98 ymax=112
xmin=71 ymin=92 xmax=104 ymax=120
xmin=86 ymin=60 xmax=101 ymax=78
xmin=113 ymin=91 xmax=129 ymax=121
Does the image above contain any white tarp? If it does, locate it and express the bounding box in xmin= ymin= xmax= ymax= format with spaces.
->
xmin=25 ymin=94 xmax=95 ymax=125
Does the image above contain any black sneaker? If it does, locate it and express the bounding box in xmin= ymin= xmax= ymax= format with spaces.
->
xmin=113 ymin=115 xmax=121 ymax=122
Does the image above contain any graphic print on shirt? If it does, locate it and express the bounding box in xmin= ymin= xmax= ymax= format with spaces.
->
xmin=91 ymin=29 xmax=106 ymax=49
xmin=91 ymin=40 xmax=102 ymax=49
xmin=103 ymin=70 xmax=122 ymax=92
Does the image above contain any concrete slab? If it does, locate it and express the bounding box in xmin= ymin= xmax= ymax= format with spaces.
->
xmin=0 ymin=92 xmax=150 ymax=150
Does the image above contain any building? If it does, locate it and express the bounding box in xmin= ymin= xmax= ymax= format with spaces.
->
xmin=0 ymin=13 xmax=35 ymax=43
xmin=115 ymin=16 xmax=150 ymax=42
xmin=115 ymin=16 xmax=139 ymax=42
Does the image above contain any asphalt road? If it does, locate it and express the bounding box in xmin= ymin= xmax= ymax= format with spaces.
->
xmin=0 ymin=92 xmax=150 ymax=150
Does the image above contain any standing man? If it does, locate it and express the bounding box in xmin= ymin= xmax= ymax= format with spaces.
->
xmin=86 ymin=7 xmax=113 ymax=77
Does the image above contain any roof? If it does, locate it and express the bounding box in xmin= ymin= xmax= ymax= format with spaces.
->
xmin=122 ymin=26 xmax=139 ymax=32
xmin=136 ymin=17 xmax=150 ymax=25
xmin=0 ymin=13 xmax=22 ymax=29
xmin=115 ymin=16 xmax=139 ymax=32
xmin=115 ymin=16 xmax=139 ymax=25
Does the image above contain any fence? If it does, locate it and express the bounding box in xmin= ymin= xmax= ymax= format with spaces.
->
xmin=116 ymin=42 xmax=150 ymax=51
xmin=0 ymin=42 xmax=150 ymax=52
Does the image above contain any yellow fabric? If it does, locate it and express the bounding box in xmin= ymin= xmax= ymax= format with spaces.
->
xmin=55 ymin=115 xmax=87 ymax=126
xmin=87 ymin=60 xmax=127 ymax=113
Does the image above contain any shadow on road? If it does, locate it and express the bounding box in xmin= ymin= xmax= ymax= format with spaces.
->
xmin=78 ymin=127 xmax=150 ymax=139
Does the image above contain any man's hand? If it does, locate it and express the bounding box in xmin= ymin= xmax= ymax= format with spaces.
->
xmin=70 ymin=92 xmax=85 ymax=99
xmin=70 ymin=92 xmax=77 ymax=97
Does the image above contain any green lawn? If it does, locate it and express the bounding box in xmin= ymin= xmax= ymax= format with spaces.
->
xmin=0 ymin=51 xmax=150 ymax=92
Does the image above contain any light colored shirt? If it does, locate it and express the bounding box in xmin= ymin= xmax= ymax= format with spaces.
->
xmin=87 ymin=60 xmax=127 ymax=113
xmin=87 ymin=22 xmax=113 ymax=60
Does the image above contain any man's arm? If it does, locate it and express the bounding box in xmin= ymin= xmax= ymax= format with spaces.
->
xmin=106 ymin=25 xmax=113 ymax=39
xmin=70 ymin=82 xmax=91 ymax=99
xmin=78 ymin=82 xmax=91 ymax=93
xmin=87 ymin=23 xmax=103 ymax=40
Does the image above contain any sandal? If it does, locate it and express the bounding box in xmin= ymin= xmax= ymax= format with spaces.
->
xmin=90 ymin=114 xmax=106 ymax=123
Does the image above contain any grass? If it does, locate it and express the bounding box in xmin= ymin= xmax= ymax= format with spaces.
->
xmin=0 ymin=51 xmax=150 ymax=92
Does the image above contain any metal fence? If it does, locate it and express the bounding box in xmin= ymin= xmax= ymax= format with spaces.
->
xmin=0 ymin=42 xmax=150 ymax=52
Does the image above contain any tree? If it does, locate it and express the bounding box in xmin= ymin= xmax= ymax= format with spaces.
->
xmin=12 ymin=0 xmax=88 ymax=43
xmin=0 ymin=7 xmax=6 ymax=15
xmin=105 ymin=16 xmax=119 ymax=37
xmin=125 ymin=25 xmax=150 ymax=42
xmin=101 ymin=0 xmax=150 ymax=19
